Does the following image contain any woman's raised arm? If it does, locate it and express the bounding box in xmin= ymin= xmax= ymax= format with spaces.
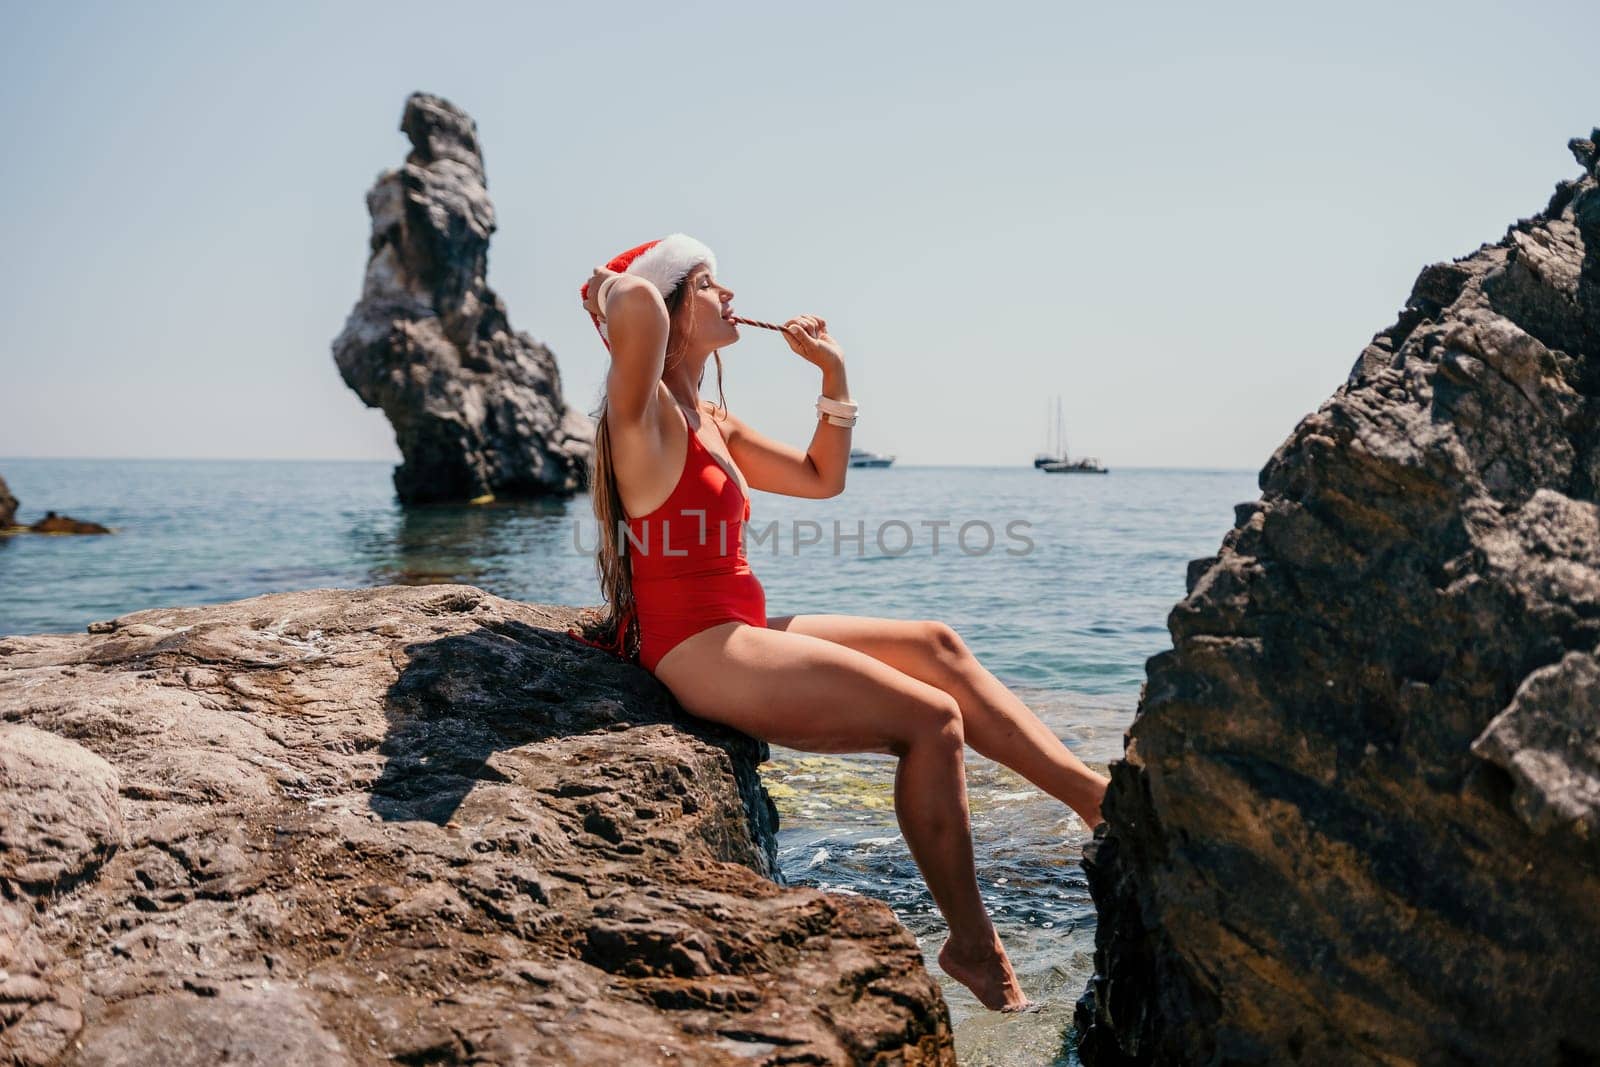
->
xmin=598 ymin=276 xmax=669 ymax=425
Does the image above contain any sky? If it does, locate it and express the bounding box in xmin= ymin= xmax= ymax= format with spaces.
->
xmin=2 ymin=0 xmax=1596 ymax=470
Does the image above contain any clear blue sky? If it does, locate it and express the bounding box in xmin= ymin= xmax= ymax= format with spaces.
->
xmin=3 ymin=0 xmax=1596 ymax=468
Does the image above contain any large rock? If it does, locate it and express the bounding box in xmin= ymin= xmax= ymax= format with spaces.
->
xmin=1076 ymin=129 xmax=1600 ymax=1064
xmin=0 ymin=475 xmax=15 ymax=528
xmin=333 ymin=92 xmax=594 ymax=505
xmin=0 ymin=586 xmax=951 ymax=1065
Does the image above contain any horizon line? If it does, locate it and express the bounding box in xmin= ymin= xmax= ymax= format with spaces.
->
xmin=0 ymin=455 xmax=1260 ymax=472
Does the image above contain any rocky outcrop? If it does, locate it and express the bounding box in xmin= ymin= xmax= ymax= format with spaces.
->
xmin=333 ymin=92 xmax=594 ymax=505
xmin=0 ymin=477 xmax=110 ymax=535
xmin=25 ymin=511 xmax=110 ymax=535
xmin=1076 ymin=129 xmax=1600 ymax=1065
xmin=0 ymin=586 xmax=951 ymax=1065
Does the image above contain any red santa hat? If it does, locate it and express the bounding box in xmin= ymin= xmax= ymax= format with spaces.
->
xmin=580 ymin=233 xmax=718 ymax=351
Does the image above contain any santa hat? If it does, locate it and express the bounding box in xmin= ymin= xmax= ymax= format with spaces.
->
xmin=580 ymin=233 xmax=718 ymax=351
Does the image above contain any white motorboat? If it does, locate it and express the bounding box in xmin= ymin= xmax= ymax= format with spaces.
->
xmin=848 ymin=448 xmax=896 ymax=468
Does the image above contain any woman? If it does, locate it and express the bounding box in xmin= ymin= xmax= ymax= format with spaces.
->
xmin=568 ymin=233 xmax=1109 ymax=1012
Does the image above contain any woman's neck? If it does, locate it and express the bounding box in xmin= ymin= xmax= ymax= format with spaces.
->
xmin=661 ymin=362 xmax=708 ymax=416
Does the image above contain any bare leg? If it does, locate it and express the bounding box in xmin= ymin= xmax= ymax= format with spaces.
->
xmin=769 ymin=614 xmax=1109 ymax=827
xmin=652 ymin=621 xmax=1028 ymax=1010
xmin=943 ymin=652 xmax=1108 ymax=826
xmin=891 ymin=698 xmax=1026 ymax=1010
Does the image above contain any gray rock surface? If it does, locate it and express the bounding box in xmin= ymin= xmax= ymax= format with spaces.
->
xmin=332 ymin=92 xmax=594 ymax=505
xmin=0 ymin=726 xmax=123 ymax=895
xmin=1076 ymin=129 xmax=1600 ymax=1064
xmin=0 ymin=586 xmax=951 ymax=1065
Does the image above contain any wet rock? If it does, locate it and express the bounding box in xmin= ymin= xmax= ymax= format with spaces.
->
xmin=1076 ymin=128 xmax=1600 ymax=1064
xmin=0 ymin=586 xmax=951 ymax=1064
xmin=332 ymin=92 xmax=594 ymax=505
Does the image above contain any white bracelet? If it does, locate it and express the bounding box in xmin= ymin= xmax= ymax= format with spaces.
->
xmin=816 ymin=394 xmax=858 ymax=427
xmin=595 ymin=274 xmax=623 ymax=316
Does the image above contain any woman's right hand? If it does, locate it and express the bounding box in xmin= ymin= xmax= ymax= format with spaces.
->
xmin=781 ymin=315 xmax=844 ymax=370
xmin=582 ymin=266 xmax=622 ymax=321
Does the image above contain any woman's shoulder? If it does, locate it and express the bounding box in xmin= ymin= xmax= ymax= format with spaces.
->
xmin=695 ymin=398 xmax=737 ymax=421
xmin=695 ymin=399 xmax=741 ymax=439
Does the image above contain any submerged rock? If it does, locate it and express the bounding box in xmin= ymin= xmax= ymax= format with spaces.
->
xmin=333 ymin=92 xmax=594 ymax=505
xmin=0 ymin=586 xmax=951 ymax=1064
xmin=1076 ymin=129 xmax=1600 ymax=1064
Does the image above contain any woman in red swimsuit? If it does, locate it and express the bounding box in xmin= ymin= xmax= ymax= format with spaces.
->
xmin=569 ymin=234 xmax=1109 ymax=1013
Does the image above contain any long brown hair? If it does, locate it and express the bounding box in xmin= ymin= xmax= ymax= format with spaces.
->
xmin=571 ymin=269 xmax=729 ymax=661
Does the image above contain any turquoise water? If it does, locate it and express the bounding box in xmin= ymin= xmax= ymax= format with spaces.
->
xmin=0 ymin=457 xmax=1257 ymax=1063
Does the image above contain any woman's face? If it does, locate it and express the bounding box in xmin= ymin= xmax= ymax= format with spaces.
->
xmin=681 ymin=264 xmax=738 ymax=350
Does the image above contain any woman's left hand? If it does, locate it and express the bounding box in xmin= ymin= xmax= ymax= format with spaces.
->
xmin=582 ymin=265 xmax=622 ymax=321
xmin=781 ymin=315 xmax=843 ymax=370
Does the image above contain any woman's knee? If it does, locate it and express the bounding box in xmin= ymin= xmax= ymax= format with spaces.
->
xmin=891 ymin=690 xmax=964 ymax=757
xmin=920 ymin=620 xmax=974 ymax=676
xmin=915 ymin=620 xmax=972 ymax=687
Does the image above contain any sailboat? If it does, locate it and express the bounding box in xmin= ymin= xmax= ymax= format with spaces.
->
xmin=1035 ymin=395 xmax=1108 ymax=474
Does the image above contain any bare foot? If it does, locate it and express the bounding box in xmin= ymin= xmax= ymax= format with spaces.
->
xmin=937 ymin=933 xmax=1029 ymax=1011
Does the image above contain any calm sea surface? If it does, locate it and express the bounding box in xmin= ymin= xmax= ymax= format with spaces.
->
xmin=0 ymin=457 xmax=1257 ymax=1065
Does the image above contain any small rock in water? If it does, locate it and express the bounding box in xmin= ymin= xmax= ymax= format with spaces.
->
xmin=28 ymin=510 xmax=111 ymax=534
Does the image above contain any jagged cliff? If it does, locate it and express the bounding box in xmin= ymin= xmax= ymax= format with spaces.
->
xmin=332 ymin=92 xmax=594 ymax=505
xmin=1074 ymin=130 xmax=1600 ymax=1064
xmin=0 ymin=586 xmax=951 ymax=1065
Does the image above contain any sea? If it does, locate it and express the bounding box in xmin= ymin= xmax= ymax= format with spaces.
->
xmin=0 ymin=457 xmax=1259 ymax=1065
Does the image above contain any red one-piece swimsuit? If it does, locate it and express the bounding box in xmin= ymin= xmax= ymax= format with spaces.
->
xmin=569 ymin=405 xmax=767 ymax=672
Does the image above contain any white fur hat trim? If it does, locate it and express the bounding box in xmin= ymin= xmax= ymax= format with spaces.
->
xmin=626 ymin=233 xmax=718 ymax=296
xmin=596 ymin=233 xmax=717 ymax=346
